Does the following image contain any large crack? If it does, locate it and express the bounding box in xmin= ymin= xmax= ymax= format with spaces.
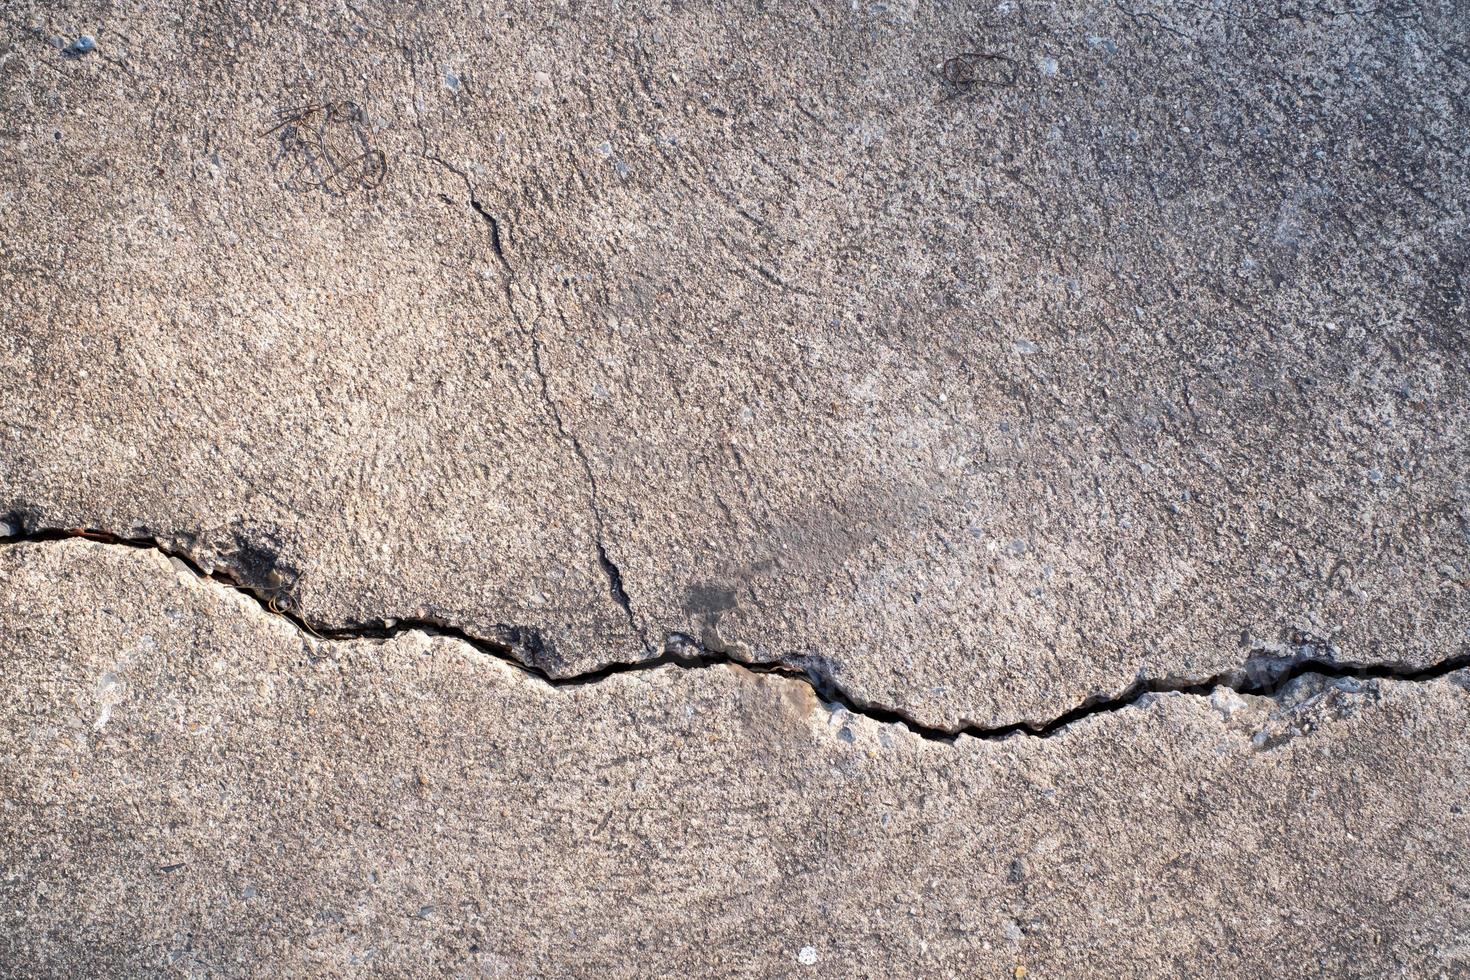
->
xmin=3 ymin=527 xmax=1467 ymax=744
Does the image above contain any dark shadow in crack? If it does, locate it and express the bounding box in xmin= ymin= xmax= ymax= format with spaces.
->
xmin=2 ymin=525 xmax=1467 ymax=745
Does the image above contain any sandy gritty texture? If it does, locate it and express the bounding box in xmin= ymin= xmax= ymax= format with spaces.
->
xmin=1 ymin=1 xmax=1467 ymax=729
xmin=0 ymin=538 xmax=1466 ymax=977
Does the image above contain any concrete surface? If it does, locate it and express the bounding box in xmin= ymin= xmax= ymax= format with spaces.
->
xmin=2 ymin=1 xmax=1466 ymax=728
xmin=1 ymin=539 xmax=1467 ymax=976
xmin=1 ymin=0 xmax=1468 ymax=973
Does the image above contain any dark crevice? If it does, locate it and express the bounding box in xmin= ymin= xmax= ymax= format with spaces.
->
xmin=594 ymin=539 xmax=638 ymax=627
xmin=3 ymin=527 xmax=1468 ymax=745
xmin=467 ymin=198 xmax=507 ymax=265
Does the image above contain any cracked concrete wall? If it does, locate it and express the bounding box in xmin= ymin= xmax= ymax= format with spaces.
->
xmin=1 ymin=0 xmax=1468 ymax=973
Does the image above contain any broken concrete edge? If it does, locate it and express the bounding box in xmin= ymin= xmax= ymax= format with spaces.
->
xmin=3 ymin=526 xmax=1467 ymax=745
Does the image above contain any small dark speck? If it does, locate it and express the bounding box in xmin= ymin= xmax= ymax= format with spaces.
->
xmin=159 ymin=862 xmax=187 ymax=873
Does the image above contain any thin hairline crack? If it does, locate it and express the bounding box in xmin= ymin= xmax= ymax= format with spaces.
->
xmin=3 ymin=528 xmax=1467 ymax=745
xmin=424 ymin=150 xmax=647 ymax=651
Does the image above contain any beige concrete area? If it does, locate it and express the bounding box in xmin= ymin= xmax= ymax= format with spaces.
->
xmin=2 ymin=1 xmax=1467 ymax=974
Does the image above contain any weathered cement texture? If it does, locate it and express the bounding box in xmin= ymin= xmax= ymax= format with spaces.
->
xmin=0 ymin=539 xmax=1467 ymax=976
xmin=2 ymin=2 xmax=1467 ymax=729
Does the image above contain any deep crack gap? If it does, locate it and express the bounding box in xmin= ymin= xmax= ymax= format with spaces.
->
xmin=2 ymin=527 xmax=1467 ymax=744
